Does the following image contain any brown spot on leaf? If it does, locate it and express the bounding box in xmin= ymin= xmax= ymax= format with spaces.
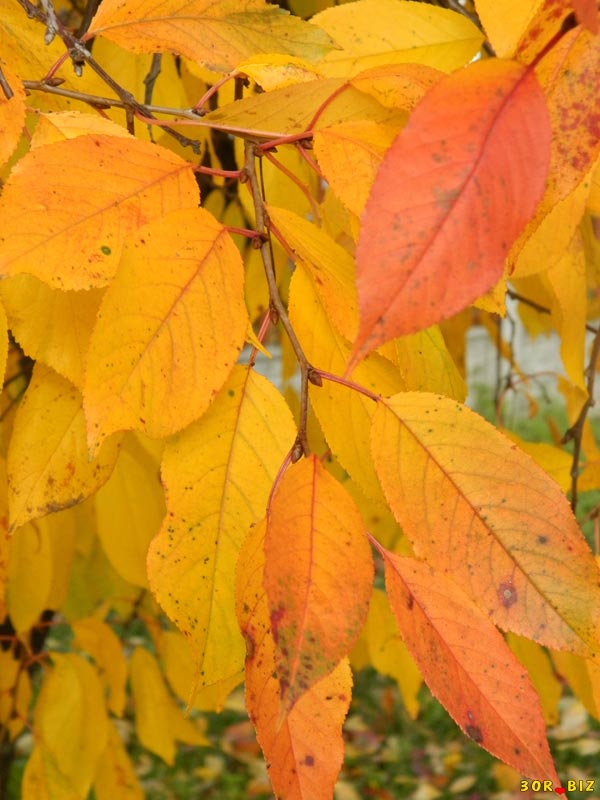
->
xmin=498 ymin=580 xmax=517 ymax=608
xmin=466 ymin=724 xmax=483 ymax=743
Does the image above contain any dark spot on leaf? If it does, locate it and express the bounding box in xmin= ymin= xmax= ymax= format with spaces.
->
xmin=406 ymin=593 xmax=414 ymax=610
xmin=537 ymin=535 xmax=548 ymax=545
xmin=303 ymin=755 xmax=314 ymax=766
xmin=100 ymin=245 xmax=111 ymax=255
xmin=498 ymin=580 xmax=517 ymax=608
xmin=466 ymin=724 xmax=483 ymax=743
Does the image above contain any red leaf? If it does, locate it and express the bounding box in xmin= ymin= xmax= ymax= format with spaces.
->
xmin=351 ymin=59 xmax=551 ymax=364
xmin=572 ymin=0 xmax=599 ymax=34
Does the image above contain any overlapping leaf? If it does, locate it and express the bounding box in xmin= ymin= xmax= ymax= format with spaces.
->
xmin=264 ymin=456 xmax=373 ymax=711
xmin=237 ymin=518 xmax=352 ymax=800
xmin=83 ymin=207 xmax=247 ymax=451
xmin=87 ymin=0 xmax=333 ymax=72
xmin=371 ymin=393 xmax=600 ymax=655
xmin=352 ymin=58 xmax=551 ymax=363
xmin=147 ymin=366 xmax=296 ymax=703
xmin=0 ymin=135 xmax=199 ymax=290
xmin=382 ymin=551 xmax=559 ymax=780
xmin=0 ymin=60 xmax=25 ymax=167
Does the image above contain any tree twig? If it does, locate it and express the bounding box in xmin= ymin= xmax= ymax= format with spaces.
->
xmin=562 ymin=326 xmax=600 ymax=512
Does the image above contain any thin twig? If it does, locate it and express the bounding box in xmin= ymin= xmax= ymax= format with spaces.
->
xmin=143 ymin=54 xmax=162 ymax=141
xmin=508 ymin=288 xmax=598 ymax=335
xmin=244 ymin=141 xmax=313 ymax=458
xmin=0 ymin=66 xmax=14 ymax=100
xmin=562 ymin=326 xmax=600 ymax=512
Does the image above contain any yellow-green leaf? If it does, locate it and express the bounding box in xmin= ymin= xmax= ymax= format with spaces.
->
xmin=84 ymin=207 xmax=247 ymax=452
xmin=147 ymin=365 xmax=296 ymax=698
xmin=371 ymin=393 xmax=600 ymax=655
xmin=0 ymin=135 xmax=199 ymax=290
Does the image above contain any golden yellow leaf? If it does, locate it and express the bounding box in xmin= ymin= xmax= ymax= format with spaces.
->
xmin=94 ymin=721 xmax=144 ymax=800
xmin=33 ymin=653 xmax=109 ymax=797
xmin=84 ymin=207 xmax=247 ymax=451
xmin=0 ymin=457 xmax=8 ymax=620
xmin=22 ymin=745 xmax=75 ymax=800
xmin=0 ymin=60 xmax=25 ymax=167
xmin=502 ymin=432 xmax=573 ymax=494
xmin=378 ymin=327 xmax=467 ymax=401
xmin=0 ymin=649 xmax=20 ymax=726
xmin=9 ymin=667 xmax=31 ymax=741
xmin=129 ymin=647 xmax=208 ymax=765
xmin=313 ymin=0 xmax=484 ymax=77
xmin=314 ymin=121 xmax=400 ymax=218
xmin=237 ymin=517 xmax=351 ymax=800
xmin=7 ymin=364 xmax=120 ymax=531
xmin=0 ymin=136 xmax=199 ymax=290
xmin=0 ymin=298 xmax=7 ymax=390
xmin=205 ymin=77 xmax=400 ymax=140
xmin=72 ymin=617 xmax=128 ymax=716
xmin=289 ymin=267 xmax=402 ymax=503
xmin=95 ymin=434 xmax=165 ymax=589
xmin=0 ymin=275 xmax=103 ymax=390
xmin=507 ymin=633 xmax=561 ymax=725
xmin=349 ymin=62 xmax=443 ymax=110
xmin=365 ymin=588 xmax=422 ymax=719
xmin=371 ymin=393 xmax=600 ymax=655
xmin=264 ymin=456 xmax=374 ymax=711
xmin=87 ymin=0 xmax=333 ymax=72
xmin=31 ymin=111 xmax=132 ymax=148
xmin=237 ymin=53 xmax=322 ymax=90
xmin=160 ymin=630 xmax=243 ymax=712
xmin=6 ymin=520 xmax=53 ymax=632
xmin=474 ymin=0 xmax=542 ymax=57
xmin=44 ymin=507 xmax=77 ymax=611
xmin=147 ymin=365 xmax=296 ymax=698
xmin=551 ymin=649 xmax=600 ymax=720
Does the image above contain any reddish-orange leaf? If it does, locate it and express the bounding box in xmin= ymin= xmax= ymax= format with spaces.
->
xmin=371 ymin=393 xmax=600 ymax=656
xmin=264 ymin=456 xmax=373 ymax=712
xmin=573 ymin=0 xmax=599 ymax=33
xmin=351 ymin=59 xmax=550 ymax=364
xmin=237 ymin=518 xmax=351 ymax=800
xmin=382 ymin=551 xmax=559 ymax=781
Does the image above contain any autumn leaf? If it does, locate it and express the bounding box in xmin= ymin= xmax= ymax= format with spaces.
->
xmin=147 ymin=366 xmax=296 ymax=703
xmin=87 ymin=0 xmax=333 ymax=72
xmin=0 ymin=135 xmax=199 ymax=290
xmin=0 ymin=60 xmax=25 ymax=167
xmin=264 ymin=456 xmax=373 ymax=711
xmin=381 ymin=550 xmax=560 ymax=781
xmin=83 ymin=207 xmax=247 ymax=452
xmin=351 ymin=58 xmax=551 ymax=364
xmin=371 ymin=393 xmax=600 ymax=656
xmin=237 ymin=517 xmax=352 ymax=800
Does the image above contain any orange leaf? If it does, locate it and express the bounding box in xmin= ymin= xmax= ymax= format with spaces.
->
xmin=371 ymin=393 xmax=600 ymax=656
xmin=0 ymin=135 xmax=198 ymax=290
xmin=573 ymin=0 xmax=599 ymax=33
xmin=237 ymin=518 xmax=351 ymax=800
xmin=382 ymin=551 xmax=559 ymax=781
xmin=264 ymin=456 xmax=373 ymax=711
xmin=87 ymin=0 xmax=332 ymax=72
xmin=83 ymin=207 xmax=247 ymax=451
xmin=0 ymin=60 xmax=25 ymax=167
xmin=351 ymin=59 xmax=550 ymax=363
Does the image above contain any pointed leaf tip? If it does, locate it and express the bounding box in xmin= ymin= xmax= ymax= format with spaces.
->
xmin=352 ymin=58 xmax=551 ymax=362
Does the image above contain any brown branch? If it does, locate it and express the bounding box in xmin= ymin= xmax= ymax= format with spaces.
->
xmin=244 ymin=141 xmax=313 ymax=459
xmin=562 ymin=326 xmax=600 ymax=512
xmin=507 ymin=288 xmax=598 ymax=334
xmin=0 ymin=66 xmax=14 ymax=100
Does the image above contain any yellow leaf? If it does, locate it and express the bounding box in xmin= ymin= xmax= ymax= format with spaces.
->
xmin=87 ymin=0 xmax=333 ymax=72
xmin=474 ymin=0 xmax=542 ymax=58
xmin=0 ymin=649 xmax=20 ymax=726
xmin=6 ymin=520 xmax=53 ymax=632
xmin=0 ymin=136 xmax=199 ymax=290
xmin=129 ymin=647 xmax=208 ymax=765
xmin=237 ymin=53 xmax=322 ymax=90
xmin=72 ymin=617 xmax=128 ymax=716
xmin=266 ymin=205 xmax=358 ymax=339
xmin=502 ymin=432 xmax=573 ymax=494
xmin=507 ymin=633 xmax=561 ymax=725
xmin=95 ymin=434 xmax=165 ymax=589
xmin=84 ymin=207 xmax=247 ymax=451
xmin=365 ymin=588 xmax=422 ymax=718
xmin=34 ymin=653 xmax=109 ymax=797
xmin=551 ymin=649 xmax=600 ymax=721
xmin=205 ymin=77 xmax=400 ymax=140
xmin=0 ymin=275 xmax=103 ymax=389
xmin=349 ymin=62 xmax=443 ymax=110
xmin=31 ymin=111 xmax=133 ymax=148
xmin=378 ymin=327 xmax=467 ymax=401
xmin=45 ymin=507 xmax=77 ymax=611
xmin=94 ymin=721 xmax=144 ymax=800
xmin=147 ymin=365 xmax=296 ymax=697
xmin=371 ymin=393 xmax=600 ymax=655
xmin=0 ymin=298 xmax=7 ymax=390
xmin=313 ymin=0 xmax=484 ymax=77
xmin=314 ymin=121 xmax=400 ymax=218
xmin=7 ymin=364 xmax=120 ymax=531
xmin=9 ymin=667 xmax=31 ymax=741
xmin=0 ymin=60 xmax=25 ymax=167
xmin=22 ymin=745 xmax=76 ymax=800
xmin=289 ymin=267 xmax=402 ymax=503
xmin=264 ymin=456 xmax=374 ymax=711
